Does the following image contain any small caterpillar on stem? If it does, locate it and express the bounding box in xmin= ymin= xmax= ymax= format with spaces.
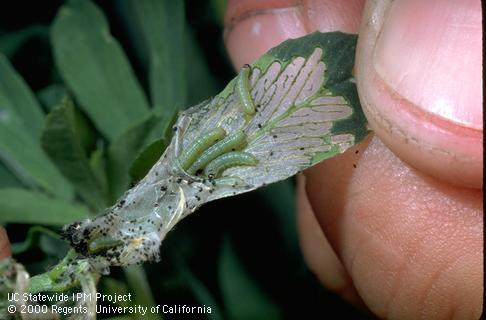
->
xmin=87 ymin=237 xmax=123 ymax=254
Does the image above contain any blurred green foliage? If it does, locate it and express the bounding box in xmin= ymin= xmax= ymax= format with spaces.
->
xmin=0 ymin=0 xmax=370 ymax=319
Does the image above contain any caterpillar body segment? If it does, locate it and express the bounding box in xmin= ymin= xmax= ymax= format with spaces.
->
xmin=204 ymin=151 xmax=258 ymax=178
xmin=187 ymin=130 xmax=247 ymax=175
xmin=178 ymin=127 xmax=226 ymax=171
xmin=236 ymin=64 xmax=256 ymax=116
xmin=212 ymin=176 xmax=245 ymax=187
xmin=87 ymin=237 xmax=124 ymax=254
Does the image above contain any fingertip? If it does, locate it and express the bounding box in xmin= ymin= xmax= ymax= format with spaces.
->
xmin=296 ymin=175 xmax=364 ymax=306
xmin=224 ymin=0 xmax=307 ymax=69
xmin=305 ymin=135 xmax=483 ymax=319
xmin=356 ymin=0 xmax=483 ymax=188
xmin=224 ymin=0 xmax=365 ymax=69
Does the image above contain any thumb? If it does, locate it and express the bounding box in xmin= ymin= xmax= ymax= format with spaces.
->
xmin=355 ymin=0 xmax=483 ymax=188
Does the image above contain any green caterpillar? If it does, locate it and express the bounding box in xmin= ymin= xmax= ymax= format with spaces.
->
xmin=236 ymin=64 xmax=256 ymax=116
xmin=87 ymin=237 xmax=124 ymax=254
xmin=204 ymin=151 xmax=258 ymax=179
xmin=186 ymin=129 xmax=247 ymax=175
xmin=178 ymin=127 xmax=226 ymax=171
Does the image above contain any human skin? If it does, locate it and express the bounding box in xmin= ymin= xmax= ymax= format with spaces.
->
xmin=225 ymin=0 xmax=482 ymax=319
xmin=1 ymin=0 xmax=482 ymax=319
xmin=0 ymin=227 xmax=9 ymax=260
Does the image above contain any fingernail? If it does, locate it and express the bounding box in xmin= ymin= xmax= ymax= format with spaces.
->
xmin=373 ymin=0 xmax=482 ymax=130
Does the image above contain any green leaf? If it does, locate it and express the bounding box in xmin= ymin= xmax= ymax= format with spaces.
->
xmin=257 ymin=180 xmax=300 ymax=260
xmin=11 ymin=225 xmax=61 ymax=255
xmin=0 ymin=161 xmax=22 ymax=188
xmin=100 ymin=277 xmax=131 ymax=307
xmin=89 ymin=147 xmax=108 ymax=194
xmin=0 ymin=25 xmax=47 ymax=58
xmin=0 ymin=53 xmax=74 ymax=200
xmin=71 ymin=105 xmax=97 ymax=154
xmin=174 ymin=254 xmax=224 ymax=320
xmin=126 ymin=107 xmax=176 ymax=182
xmin=175 ymin=32 xmax=370 ymax=201
xmin=38 ymin=84 xmax=97 ymax=152
xmin=0 ymin=119 xmax=74 ymax=199
xmin=209 ymin=0 xmax=227 ymax=26
xmin=51 ymin=0 xmax=150 ymax=141
xmin=37 ymin=83 xmax=68 ymax=111
xmin=128 ymin=138 xmax=167 ymax=182
xmin=219 ymin=239 xmax=281 ymax=320
xmin=117 ymin=0 xmax=186 ymax=116
xmin=0 ymin=188 xmax=90 ymax=225
xmin=0 ymin=53 xmax=44 ymax=138
xmin=107 ymin=114 xmax=160 ymax=201
xmin=0 ymin=56 xmax=74 ymax=199
xmin=123 ymin=265 xmax=162 ymax=320
xmin=185 ymin=31 xmax=219 ymax=106
xmin=41 ymin=99 xmax=107 ymax=210
xmin=262 ymin=31 xmax=369 ymax=158
xmin=38 ymin=234 xmax=70 ymax=260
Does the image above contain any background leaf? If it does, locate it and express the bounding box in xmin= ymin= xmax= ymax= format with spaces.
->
xmin=0 ymin=121 xmax=73 ymax=199
xmin=0 ymin=161 xmax=22 ymax=188
xmin=257 ymin=180 xmax=300 ymax=261
xmin=41 ymin=99 xmax=107 ymax=210
xmin=117 ymin=0 xmax=186 ymax=117
xmin=99 ymin=277 xmax=131 ymax=308
xmin=0 ymin=25 xmax=47 ymax=58
xmin=0 ymin=54 xmax=73 ymax=199
xmin=107 ymin=114 xmax=160 ymax=201
xmin=219 ymin=238 xmax=281 ymax=320
xmin=36 ymin=83 xmax=68 ymax=111
xmin=128 ymin=138 xmax=167 ymax=182
xmin=0 ymin=188 xmax=90 ymax=225
xmin=185 ymin=31 xmax=219 ymax=105
xmin=173 ymin=253 xmax=224 ymax=320
xmin=123 ymin=265 xmax=162 ymax=320
xmin=89 ymin=146 xmax=108 ymax=194
xmin=0 ymin=54 xmax=44 ymax=136
xmin=51 ymin=0 xmax=150 ymax=141
xmin=38 ymin=233 xmax=70 ymax=260
xmin=11 ymin=225 xmax=61 ymax=255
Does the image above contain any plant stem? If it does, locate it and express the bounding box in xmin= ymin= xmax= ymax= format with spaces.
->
xmin=28 ymin=249 xmax=79 ymax=293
